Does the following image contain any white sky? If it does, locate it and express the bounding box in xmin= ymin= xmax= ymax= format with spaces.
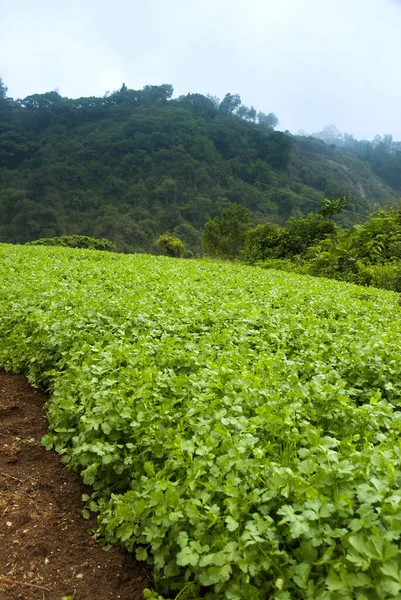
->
xmin=1 ymin=0 xmax=401 ymax=140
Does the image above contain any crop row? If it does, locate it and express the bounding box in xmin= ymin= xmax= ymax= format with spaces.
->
xmin=1 ymin=244 xmax=401 ymax=599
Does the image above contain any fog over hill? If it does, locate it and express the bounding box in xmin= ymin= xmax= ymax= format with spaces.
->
xmin=2 ymin=0 xmax=401 ymax=139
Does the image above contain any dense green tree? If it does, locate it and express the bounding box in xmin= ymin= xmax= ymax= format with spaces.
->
xmin=203 ymin=204 xmax=252 ymax=259
xmin=177 ymin=93 xmax=218 ymax=118
xmin=241 ymin=222 xmax=281 ymax=262
xmin=153 ymin=178 xmax=178 ymax=206
xmin=202 ymin=217 xmax=221 ymax=257
xmin=219 ymin=93 xmax=242 ymax=115
xmin=257 ymin=112 xmax=279 ymax=130
xmin=280 ymin=213 xmax=336 ymax=256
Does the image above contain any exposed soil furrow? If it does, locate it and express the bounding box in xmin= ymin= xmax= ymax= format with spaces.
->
xmin=0 ymin=369 xmax=150 ymax=600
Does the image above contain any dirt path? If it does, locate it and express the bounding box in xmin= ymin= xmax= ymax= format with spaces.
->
xmin=0 ymin=369 xmax=150 ymax=600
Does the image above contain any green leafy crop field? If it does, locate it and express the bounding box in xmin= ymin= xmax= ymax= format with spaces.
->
xmin=1 ymin=244 xmax=401 ymax=599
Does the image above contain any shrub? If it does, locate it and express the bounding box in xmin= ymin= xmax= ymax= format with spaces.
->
xmin=157 ymin=234 xmax=186 ymax=257
xmin=356 ymin=261 xmax=401 ymax=291
xmin=28 ymin=235 xmax=116 ymax=252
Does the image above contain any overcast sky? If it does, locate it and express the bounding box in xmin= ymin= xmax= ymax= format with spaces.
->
xmin=1 ymin=0 xmax=400 ymax=140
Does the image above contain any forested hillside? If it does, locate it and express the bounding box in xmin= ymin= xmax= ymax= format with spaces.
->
xmin=0 ymin=78 xmax=397 ymax=253
xmin=313 ymin=125 xmax=401 ymax=191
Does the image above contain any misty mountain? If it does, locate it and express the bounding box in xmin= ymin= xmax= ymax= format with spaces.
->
xmin=0 ymin=80 xmax=397 ymax=253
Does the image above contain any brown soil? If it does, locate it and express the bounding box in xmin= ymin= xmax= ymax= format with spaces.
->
xmin=0 ymin=369 xmax=151 ymax=600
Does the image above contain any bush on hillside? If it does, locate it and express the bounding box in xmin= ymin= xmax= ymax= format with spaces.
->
xmin=157 ymin=234 xmax=186 ymax=257
xmin=241 ymin=213 xmax=335 ymax=263
xmin=27 ymin=235 xmax=116 ymax=252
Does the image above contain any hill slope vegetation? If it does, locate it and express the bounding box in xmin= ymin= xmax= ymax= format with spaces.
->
xmin=0 ymin=80 xmax=397 ymax=253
